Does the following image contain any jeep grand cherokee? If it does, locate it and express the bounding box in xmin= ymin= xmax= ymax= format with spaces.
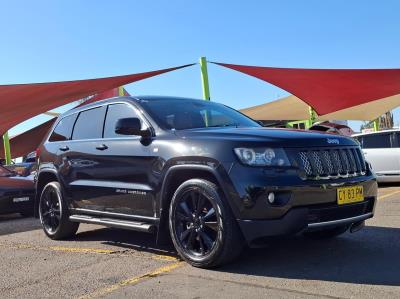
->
xmin=35 ymin=96 xmax=377 ymax=268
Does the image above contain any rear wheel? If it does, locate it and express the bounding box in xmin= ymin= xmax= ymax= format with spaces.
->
xmin=39 ymin=182 xmax=79 ymax=240
xmin=169 ymin=179 xmax=244 ymax=268
xmin=303 ymin=225 xmax=348 ymax=239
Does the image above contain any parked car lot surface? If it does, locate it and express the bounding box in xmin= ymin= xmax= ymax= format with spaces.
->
xmin=0 ymin=185 xmax=399 ymax=299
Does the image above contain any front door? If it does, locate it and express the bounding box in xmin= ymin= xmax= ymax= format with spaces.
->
xmin=88 ymin=102 xmax=155 ymax=217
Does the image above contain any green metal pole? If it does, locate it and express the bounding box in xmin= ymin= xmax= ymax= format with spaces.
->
xmin=307 ymin=106 xmax=317 ymax=128
xmin=3 ymin=132 xmax=11 ymax=164
xmin=373 ymin=118 xmax=380 ymax=132
xmin=199 ymin=57 xmax=211 ymax=101
xmin=118 ymin=86 xmax=124 ymax=96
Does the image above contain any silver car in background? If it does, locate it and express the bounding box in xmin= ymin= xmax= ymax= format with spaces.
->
xmin=353 ymin=129 xmax=400 ymax=182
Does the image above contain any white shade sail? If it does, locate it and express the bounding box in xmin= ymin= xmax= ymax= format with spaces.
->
xmin=240 ymin=94 xmax=400 ymax=121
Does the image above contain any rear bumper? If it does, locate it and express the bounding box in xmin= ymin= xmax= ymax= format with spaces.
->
xmin=238 ymin=197 xmax=376 ymax=245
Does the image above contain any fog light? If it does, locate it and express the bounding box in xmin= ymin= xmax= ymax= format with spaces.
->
xmin=267 ymin=192 xmax=275 ymax=204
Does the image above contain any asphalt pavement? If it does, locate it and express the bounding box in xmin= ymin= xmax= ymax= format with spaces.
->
xmin=0 ymin=185 xmax=399 ymax=298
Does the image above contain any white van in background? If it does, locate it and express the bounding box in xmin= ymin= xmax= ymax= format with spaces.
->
xmin=353 ymin=130 xmax=400 ymax=182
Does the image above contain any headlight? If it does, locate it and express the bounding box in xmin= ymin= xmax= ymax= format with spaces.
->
xmin=234 ymin=147 xmax=291 ymax=166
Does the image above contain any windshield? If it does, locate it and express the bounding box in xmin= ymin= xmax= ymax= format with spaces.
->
xmin=139 ymin=98 xmax=260 ymax=130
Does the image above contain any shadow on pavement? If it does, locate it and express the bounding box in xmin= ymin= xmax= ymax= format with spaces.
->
xmin=219 ymin=225 xmax=400 ymax=286
xmin=72 ymin=227 xmax=177 ymax=257
xmin=0 ymin=214 xmax=41 ymax=236
xmin=378 ymin=182 xmax=400 ymax=188
xmin=68 ymin=223 xmax=400 ymax=286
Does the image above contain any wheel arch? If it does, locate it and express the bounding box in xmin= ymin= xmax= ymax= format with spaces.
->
xmin=156 ymin=164 xmax=233 ymax=244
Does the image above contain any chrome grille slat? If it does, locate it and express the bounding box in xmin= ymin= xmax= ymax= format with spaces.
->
xmin=298 ymin=147 xmax=366 ymax=180
xmin=311 ymin=151 xmax=324 ymax=175
xmin=339 ymin=149 xmax=350 ymax=173
xmin=356 ymin=149 xmax=367 ymax=173
xmin=331 ymin=150 xmax=343 ymax=174
xmin=322 ymin=151 xmax=334 ymax=174
xmin=299 ymin=152 xmax=312 ymax=176
xmin=347 ymin=148 xmax=357 ymax=173
xmin=352 ymin=148 xmax=362 ymax=173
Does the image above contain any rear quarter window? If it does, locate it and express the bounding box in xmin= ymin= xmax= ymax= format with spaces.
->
xmin=48 ymin=114 xmax=77 ymax=142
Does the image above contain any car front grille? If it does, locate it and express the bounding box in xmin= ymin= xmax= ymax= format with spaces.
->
xmin=297 ymin=147 xmax=366 ymax=180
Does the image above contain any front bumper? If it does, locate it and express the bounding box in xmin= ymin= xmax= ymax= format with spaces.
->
xmin=238 ymin=197 xmax=375 ymax=245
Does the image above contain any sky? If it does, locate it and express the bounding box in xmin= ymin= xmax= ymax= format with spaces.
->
xmin=1 ymin=0 xmax=400 ymax=135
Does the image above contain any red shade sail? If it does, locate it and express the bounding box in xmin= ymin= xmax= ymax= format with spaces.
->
xmin=0 ymin=87 xmax=132 ymax=159
xmin=77 ymin=86 xmax=130 ymax=107
xmin=0 ymin=63 xmax=194 ymax=135
xmin=0 ymin=118 xmax=56 ymax=159
xmin=213 ymin=62 xmax=400 ymax=115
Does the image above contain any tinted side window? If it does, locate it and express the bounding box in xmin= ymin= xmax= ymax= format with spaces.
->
xmin=104 ymin=103 xmax=142 ymax=138
xmin=72 ymin=106 xmax=106 ymax=140
xmin=49 ymin=114 xmax=77 ymax=142
xmin=393 ymin=133 xmax=400 ymax=147
xmin=361 ymin=133 xmax=391 ymax=149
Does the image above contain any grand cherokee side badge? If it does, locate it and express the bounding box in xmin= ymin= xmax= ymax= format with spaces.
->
xmin=327 ymin=138 xmax=340 ymax=145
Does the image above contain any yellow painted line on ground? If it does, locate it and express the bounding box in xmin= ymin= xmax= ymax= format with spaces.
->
xmin=378 ymin=190 xmax=400 ymax=200
xmin=48 ymin=246 xmax=179 ymax=261
xmin=0 ymin=242 xmax=179 ymax=262
xmin=79 ymin=261 xmax=184 ymax=299
xmin=151 ymin=254 xmax=180 ymax=262
xmin=49 ymin=246 xmax=116 ymax=254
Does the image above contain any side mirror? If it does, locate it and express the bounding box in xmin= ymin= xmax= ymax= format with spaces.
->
xmin=115 ymin=117 xmax=151 ymax=138
xmin=256 ymin=120 xmax=264 ymax=126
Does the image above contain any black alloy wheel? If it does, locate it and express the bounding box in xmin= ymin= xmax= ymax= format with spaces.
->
xmin=40 ymin=185 xmax=62 ymax=234
xmin=39 ymin=182 xmax=79 ymax=239
xmin=174 ymin=187 xmax=219 ymax=257
xmin=169 ymin=179 xmax=244 ymax=268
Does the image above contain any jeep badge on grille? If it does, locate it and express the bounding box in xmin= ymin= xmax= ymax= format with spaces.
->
xmin=327 ymin=138 xmax=340 ymax=145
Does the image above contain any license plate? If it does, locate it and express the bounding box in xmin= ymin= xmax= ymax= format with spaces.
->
xmin=337 ymin=186 xmax=364 ymax=205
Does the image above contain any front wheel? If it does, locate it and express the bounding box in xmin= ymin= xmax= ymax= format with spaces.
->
xmin=39 ymin=182 xmax=79 ymax=240
xmin=169 ymin=179 xmax=244 ymax=268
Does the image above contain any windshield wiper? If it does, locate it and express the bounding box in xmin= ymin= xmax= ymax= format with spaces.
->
xmin=207 ymin=123 xmax=240 ymax=128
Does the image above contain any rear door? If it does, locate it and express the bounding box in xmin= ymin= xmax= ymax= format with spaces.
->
xmin=59 ymin=105 xmax=108 ymax=211
xmin=361 ymin=132 xmax=400 ymax=176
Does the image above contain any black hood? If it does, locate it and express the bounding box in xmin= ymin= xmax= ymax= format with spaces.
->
xmin=175 ymin=127 xmax=358 ymax=147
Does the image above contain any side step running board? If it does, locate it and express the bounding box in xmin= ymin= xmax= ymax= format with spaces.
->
xmin=69 ymin=215 xmax=155 ymax=233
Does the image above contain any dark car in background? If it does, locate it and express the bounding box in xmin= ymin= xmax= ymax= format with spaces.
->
xmin=35 ymin=96 xmax=377 ymax=268
xmin=0 ymin=165 xmax=35 ymax=217
xmin=5 ymin=162 xmax=37 ymax=178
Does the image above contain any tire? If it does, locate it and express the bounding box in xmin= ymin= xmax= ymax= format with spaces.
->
xmin=169 ymin=179 xmax=244 ymax=268
xmin=303 ymin=225 xmax=348 ymax=239
xmin=39 ymin=182 xmax=79 ymax=240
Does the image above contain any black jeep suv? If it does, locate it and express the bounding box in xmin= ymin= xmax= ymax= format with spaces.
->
xmin=36 ymin=96 xmax=377 ymax=268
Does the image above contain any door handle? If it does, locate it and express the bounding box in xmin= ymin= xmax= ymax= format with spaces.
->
xmin=96 ymin=144 xmax=108 ymax=151
xmin=59 ymin=145 xmax=69 ymax=152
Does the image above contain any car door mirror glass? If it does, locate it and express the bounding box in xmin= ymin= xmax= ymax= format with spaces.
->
xmin=115 ymin=117 xmax=149 ymax=137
